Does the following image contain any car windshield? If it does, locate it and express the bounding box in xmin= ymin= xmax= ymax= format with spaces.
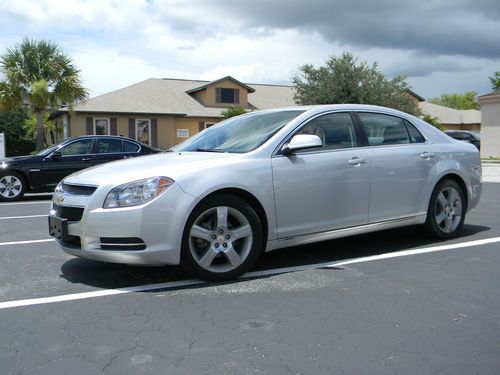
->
xmin=172 ymin=110 xmax=305 ymax=153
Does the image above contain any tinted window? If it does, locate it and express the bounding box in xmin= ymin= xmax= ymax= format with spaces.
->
xmin=123 ymin=141 xmax=140 ymax=153
xmin=448 ymin=132 xmax=467 ymax=140
xmin=95 ymin=139 xmax=122 ymax=154
xmin=60 ymin=139 xmax=94 ymax=156
xmin=358 ymin=113 xmax=410 ymax=146
xmin=404 ymin=120 xmax=425 ymax=143
xmin=296 ymin=112 xmax=357 ymax=151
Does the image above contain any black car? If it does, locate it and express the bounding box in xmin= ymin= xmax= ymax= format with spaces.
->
xmin=444 ymin=130 xmax=480 ymax=150
xmin=0 ymin=135 xmax=161 ymax=201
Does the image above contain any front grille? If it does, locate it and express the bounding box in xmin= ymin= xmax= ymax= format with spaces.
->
xmin=100 ymin=237 xmax=146 ymax=251
xmin=53 ymin=204 xmax=84 ymax=222
xmin=61 ymin=183 xmax=97 ymax=196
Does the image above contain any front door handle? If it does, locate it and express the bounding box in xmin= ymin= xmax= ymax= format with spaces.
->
xmin=420 ymin=152 xmax=435 ymax=159
xmin=348 ymin=157 xmax=367 ymax=166
xmin=82 ymin=157 xmax=93 ymax=161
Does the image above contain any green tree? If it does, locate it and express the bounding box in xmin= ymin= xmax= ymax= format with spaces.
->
xmin=221 ymin=106 xmax=247 ymax=119
xmin=428 ymin=91 xmax=479 ymax=110
xmin=489 ymin=71 xmax=500 ymax=91
xmin=24 ymin=112 xmax=61 ymax=146
xmin=0 ymin=107 xmax=35 ymax=156
xmin=292 ymin=52 xmax=418 ymax=115
xmin=0 ymin=38 xmax=88 ymax=152
xmin=422 ymin=114 xmax=445 ymax=131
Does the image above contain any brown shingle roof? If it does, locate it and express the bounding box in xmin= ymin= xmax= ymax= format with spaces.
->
xmin=63 ymin=78 xmax=296 ymax=117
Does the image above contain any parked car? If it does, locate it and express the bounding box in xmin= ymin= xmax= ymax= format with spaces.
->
xmin=49 ymin=105 xmax=481 ymax=281
xmin=0 ymin=135 xmax=160 ymax=201
xmin=444 ymin=130 xmax=480 ymax=150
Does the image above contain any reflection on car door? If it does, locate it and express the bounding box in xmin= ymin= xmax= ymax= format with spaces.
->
xmin=356 ymin=112 xmax=435 ymax=222
xmin=41 ymin=138 xmax=96 ymax=189
xmin=272 ymin=112 xmax=370 ymax=239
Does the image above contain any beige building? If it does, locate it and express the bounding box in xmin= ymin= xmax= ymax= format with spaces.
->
xmin=53 ymin=76 xmax=295 ymax=149
xmin=54 ymin=76 xmax=481 ymax=148
xmin=418 ymin=102 xmax=481 ymax=131
xmin=478 ymin=91 xmax=500 ymax=158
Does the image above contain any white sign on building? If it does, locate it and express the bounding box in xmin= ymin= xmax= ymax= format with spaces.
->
xmin=0 ymin=133 xmax=5 ymax=159
xmin=177 ymin=129 xmax=189 ymax=138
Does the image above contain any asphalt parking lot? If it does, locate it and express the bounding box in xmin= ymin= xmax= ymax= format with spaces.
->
xmin=1 ymin=176 xmax=500 ymax=374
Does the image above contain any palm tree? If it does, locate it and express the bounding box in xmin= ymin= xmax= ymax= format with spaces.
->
xmin=0 ymin=38 xmax=88 ymax=151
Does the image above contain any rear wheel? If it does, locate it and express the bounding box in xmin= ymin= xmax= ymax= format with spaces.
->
xmin=0 ymin=172 xmax=26 ymax=202
xmin=424 ymin=179 xmax=466 ymax=239
xmin=180 ymin=194 xmax=263 ymax=281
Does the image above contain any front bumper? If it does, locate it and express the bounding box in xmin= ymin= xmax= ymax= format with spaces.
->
xmin=49 ymin=183 xmax=198 ymax=266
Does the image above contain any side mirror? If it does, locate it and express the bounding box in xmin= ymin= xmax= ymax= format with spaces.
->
xmin=51 ymin=151 xmax=62 ymax=160
xmin=281 ymin=134 xmax=323 ymax=155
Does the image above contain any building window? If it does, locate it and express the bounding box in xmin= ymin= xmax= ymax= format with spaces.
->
xmin=216 ymin=88 xmax=240 ymax=104
xmin=204 ymin=122 xmax=216 ymax=129
xmin=136 ymin=119 xmax=150 ymax=145
xmin=94 ymin=118 xmax=110 ymax=135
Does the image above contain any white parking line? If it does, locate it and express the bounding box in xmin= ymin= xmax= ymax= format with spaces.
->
xmin=0 ymin=239 xmax=55 ymax=247
xmin=0 ymin=201 xmax=51 ymax=206
xmin=1 ymin=236 xmax=499 ymax=310
xmin=0 ymin=215 xmax=47 ymax=220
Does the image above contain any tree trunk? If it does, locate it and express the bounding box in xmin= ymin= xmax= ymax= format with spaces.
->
xmin=35 ymin=110 xmax=45 ymax=152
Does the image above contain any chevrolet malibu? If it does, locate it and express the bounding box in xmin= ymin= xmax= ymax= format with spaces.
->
xmin=49 ymin=105 xmax=481 ymax=281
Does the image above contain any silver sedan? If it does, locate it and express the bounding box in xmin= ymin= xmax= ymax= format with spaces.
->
xmin=49 ymin=105 xmax=482 ymax=281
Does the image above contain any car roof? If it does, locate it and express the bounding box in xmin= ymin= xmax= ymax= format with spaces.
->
xmin=63 ymin=135 xmax=138 ymax=142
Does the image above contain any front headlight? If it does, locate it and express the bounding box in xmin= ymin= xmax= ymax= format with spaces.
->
xmin=103 ymin=177 xmax=174 ymax=209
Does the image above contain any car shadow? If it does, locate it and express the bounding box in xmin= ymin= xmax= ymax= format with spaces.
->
xmin=59 ymin=223 xmax=491 ymax=291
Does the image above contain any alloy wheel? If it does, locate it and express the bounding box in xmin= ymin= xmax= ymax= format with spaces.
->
xmin=0 ymin=175 xmax=23 ymax=199
xmin=434 ymin=186 xmax=463 ymax=233
xmin=188 ymin=206 xmax=253 ymax=274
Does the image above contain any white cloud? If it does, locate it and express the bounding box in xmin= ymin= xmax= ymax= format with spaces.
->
xmin=0 ymin=0 xmax=150 ymax=33
xmin=70 ymin=46 xmax=189 ymax=96
xmin=0 ymin=0 xmax=499 ymax=98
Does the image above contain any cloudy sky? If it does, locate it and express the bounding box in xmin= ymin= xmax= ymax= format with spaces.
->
xmin=0 ymin=0 xmax=499 ymax=99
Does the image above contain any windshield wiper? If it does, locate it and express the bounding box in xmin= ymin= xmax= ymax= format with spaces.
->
xmin=195 ymin=148 xmax=224 ymax=153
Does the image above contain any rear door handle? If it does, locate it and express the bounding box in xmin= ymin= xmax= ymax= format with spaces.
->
xmin=82 ymin=157 xmax=93 ymax=161
xmin=420 ymin=152 xmax=435 ymax=159
xmin=348 ymin=157 xmax=367 ymax=166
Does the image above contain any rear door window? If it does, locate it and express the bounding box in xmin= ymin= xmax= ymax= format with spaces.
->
xmin=123 ymin=140 xmax=140 ymax=153
xmin=404 ymin=120 xmax=425 ymax=143
xmin=358 ymin=113 xmax=410 ymax=146
xmin=94 ymin=139 xmax=123 ymax=154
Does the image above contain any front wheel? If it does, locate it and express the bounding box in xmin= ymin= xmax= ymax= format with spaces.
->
xmin=180 ymin=194 xmax=263 ymax=281
xmin=0 ymin=172 xmax=27 ymax=202
xmin=424 ymin=179 xmax=466 ymax=239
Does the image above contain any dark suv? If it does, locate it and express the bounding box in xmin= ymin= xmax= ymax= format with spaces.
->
xmin=0 ymin=135 xmax=161 ymax=201
xmin=444 ymin=130 xmax=480 ymax=150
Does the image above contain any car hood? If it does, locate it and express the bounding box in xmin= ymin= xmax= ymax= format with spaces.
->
xmin=1 ymin=155 xmax=41 ymax=166
xmin=64 ymin=151 xmax=240 ymax=186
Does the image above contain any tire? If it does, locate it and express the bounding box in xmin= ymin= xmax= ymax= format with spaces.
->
xmin=0 ymin=172 xmax=27 ymax=202
xmin=424 ymin=179 xmax=466 ymax=239
xmin=180 ymin=194 xmax=264 ymax=281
